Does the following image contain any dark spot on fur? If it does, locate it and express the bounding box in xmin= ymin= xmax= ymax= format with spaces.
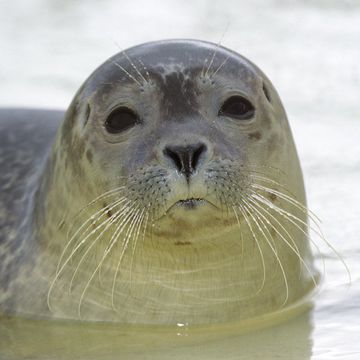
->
xmin=101 ymin=202 xmax=112 ymax=218
xmin=77 ymin=138 xmax=85 ymax=155
xmin=269 ymin=193 xmax=277 ymax=201
xmin=174 ymin=241 xmax=192 ymax=246
xmin=86 ymin=149 xmax=93 ymax=163
xmin=248 ymin=131 xmax=262 ymax=140
xmin=161 ymin=71 xmax=198 ymax=119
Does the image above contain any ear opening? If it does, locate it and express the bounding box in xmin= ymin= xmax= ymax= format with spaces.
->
xmin=262 ymin=82 xmax=271 ymax=103
xmin=84 ymin=103 xmax=91 ymax=127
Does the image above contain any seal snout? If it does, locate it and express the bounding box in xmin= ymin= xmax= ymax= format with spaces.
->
xmin=163 ymin=142 xmax=207 ymax=180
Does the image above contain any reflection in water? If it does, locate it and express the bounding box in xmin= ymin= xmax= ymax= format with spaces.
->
xmin=0 ymin=311 xmax=312 ymax=360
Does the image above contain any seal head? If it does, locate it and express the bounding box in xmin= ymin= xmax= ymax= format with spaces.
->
xmin=1 ymin=40 xmax=318 ymax=325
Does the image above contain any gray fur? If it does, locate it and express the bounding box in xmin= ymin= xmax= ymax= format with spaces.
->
xmin=0 ymin=109 xmax=63 ymax=308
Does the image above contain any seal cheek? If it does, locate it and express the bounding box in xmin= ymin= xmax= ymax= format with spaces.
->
xmin=267 ymin=134 xmax=281 ymax=154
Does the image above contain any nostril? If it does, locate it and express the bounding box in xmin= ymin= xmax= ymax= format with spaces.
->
xmin=163 ymin=147 xmax=183 ymax=173
xmin=163 ymin=143 xmax=207 ymax=179
xmin=191 ymin=144 xmax=206 ymax=172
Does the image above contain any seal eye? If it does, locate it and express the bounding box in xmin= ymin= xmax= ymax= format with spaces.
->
xmin=105 ymin=107 xmax=139 ymax=133
xmin=219 ymin=96 xmax=255 ymax=120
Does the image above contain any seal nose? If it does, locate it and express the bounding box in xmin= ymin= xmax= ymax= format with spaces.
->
xmin=163 ymin=143 xmax=207 ymax=179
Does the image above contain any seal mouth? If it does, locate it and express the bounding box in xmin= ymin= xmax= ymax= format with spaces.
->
xmin=175 ymin=198 xmax=207 ymax=209
xmin=157 ymin=197 xmax=219 ymax=220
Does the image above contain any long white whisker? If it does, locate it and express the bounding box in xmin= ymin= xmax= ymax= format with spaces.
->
xmin=111 ymin=208 xmax=145 ymax=310
xmin=137 ymin=58 xmax=151 ymax=83
xmin=47 ymin=198 xmax=132 ymax=312
xmin=69 ymin=202 xmax=135 ymax=292
xmin=242 ymin=197 xmax=278 ymax=254
xmin=231 ymin=206 xmax=245 ymax=262
xmin=246 ymin=196 xmax=318 ymax=288
xmin=113 ymin=42 xmax=148 ymax=84
xmin=58 ymin=196 xmax=127 ymax=275
xmin=129 ymin=209 xmax=148 ymax=292
xmin=77 ymin=204 xmax=140 ymax=319
xmin=210 ymin=55 xmax=230 ymax=78
xmin=112 ymin=61 xmax=142 ymax=87
xmin=242 ymin=202 xmax=289 ymax=306
xmin=248 ymin=195 xmax=300 ymax=254
xmin=250 ymin=192 xmax=326 ymax=277
xmin=251 ymin=182 xmax=321 ymax=224
xmin=204 ymin=22 xmax=230 ymax=78
xmin=252 ymin=192 xmax=351 ymax=283
xmin=237 ymin=203 xmax=266 ymax=294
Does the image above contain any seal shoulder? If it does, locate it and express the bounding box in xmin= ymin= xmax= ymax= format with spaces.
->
xmin=0 ymin=108 xmax=63 ymax=242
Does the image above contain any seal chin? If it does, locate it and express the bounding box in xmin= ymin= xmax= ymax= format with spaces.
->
xmin=152 ymin=195 xmax=229 ymax=240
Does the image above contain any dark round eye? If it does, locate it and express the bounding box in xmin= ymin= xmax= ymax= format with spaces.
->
xmin=105 ymin=107 xmax=139 ymax=133
xmin=219 ymin=96 xmax=255 ymax=120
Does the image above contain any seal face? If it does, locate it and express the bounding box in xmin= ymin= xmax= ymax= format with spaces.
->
xmin=0 ymin=40 xmax=318 ymax=325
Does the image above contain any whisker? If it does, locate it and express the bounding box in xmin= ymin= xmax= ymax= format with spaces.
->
xmin=243 ymin=197 xmax=278 ymax=255
xmin=77 ymin=204 xmax=141 ymax=319
xmin=137 ymin=58 xmax=151 ymax=83
xmin=113 ymin=42 xmax=148 ymax=85
xmin=249 ymin=174 xmax=295 ymax=198
xmin=250 ymin=190 xmax=326 ymax=281
xmin=247 ymin=194 xmax=300 ymax=256
xmin=69 ymin=201 xmax=135 ymax=293
xmin=129 ymin=209 xmax=149 ymax=292
xmin=58 ymin=195 xmax=127 ymax=275
xmin=65 ymin=186 xmax=126 ymax=246
xmin=204 ymin=22 xmax=230 ymax=78
xmin=111 ymin=208 xmax=145 ymax=310
xmin=253 ymin=192 xmax=326 ymax=274
xmin=252 ymin=192 xmax=351 ymax=283
xmin=231 ymin=206 xmax=244 ymax=261
xmin=246 ymin=195 xmax=318 ymax=288
xmin=123 ymin=54 xmax=148 ymax=84
xmin=210 ymin=55 xmax=230 ymax=78
xmin=98 ymin=207 xmax=143 ymax=290
xmin=251 ymin=182 xmax=322 ymax=224
xmin=207 ymin=166 xmax=286 ymax=183
xmin=244 ymin=163 xmax=287 ymax=175
xmin=67 ymin=199 xmax=132 ymax=278
xmin=237 ymin=203 xmax=266 ymax=294
xmin=47 ymin=198 xmax=131 ymax=312
xmin=112 ymin=61 xmax=142 ymax=87
xmin=201 ymin=57 xmax=209 ymax=79
xmin=241 ymin=202 xmax=289 ymax=306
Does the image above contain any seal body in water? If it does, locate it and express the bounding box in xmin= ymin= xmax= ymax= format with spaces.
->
xmin=0 ymin=40 xmax=318 ymax=325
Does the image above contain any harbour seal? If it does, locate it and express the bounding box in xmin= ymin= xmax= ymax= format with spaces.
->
xmin=0 ymin=40 xmax=319 ymax=325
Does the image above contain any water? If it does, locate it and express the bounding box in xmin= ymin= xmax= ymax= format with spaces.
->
xmin=1 ymin=0 xmax=360 ymax=358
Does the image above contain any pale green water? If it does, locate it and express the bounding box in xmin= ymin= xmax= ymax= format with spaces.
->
xmin=0 ymin=311 xmax=313 ymax=359
xmin=1 ymin=0 xmax=360 ymax=359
